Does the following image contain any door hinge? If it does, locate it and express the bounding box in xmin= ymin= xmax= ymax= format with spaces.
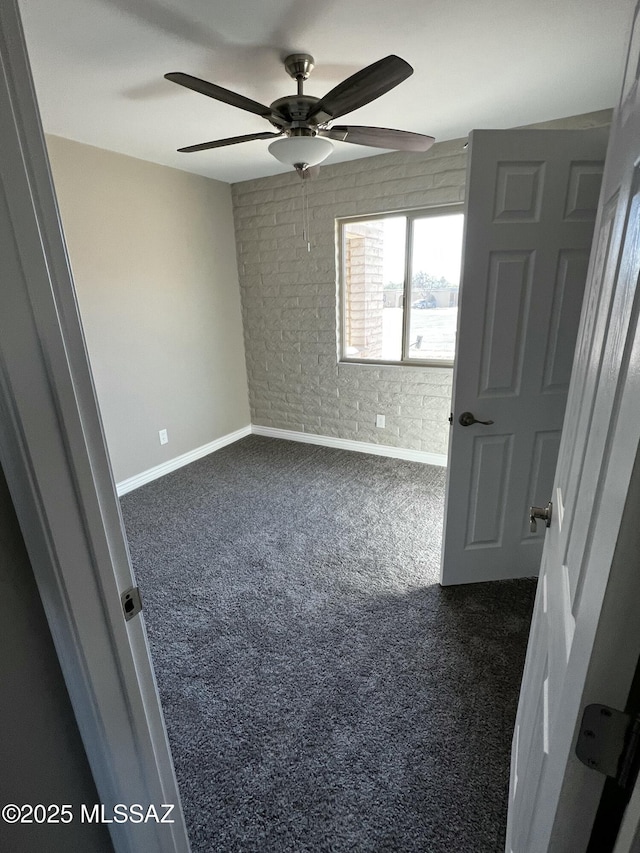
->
xmin=576 ymin=704 xmax=640 ymax=790
xmin=121 ymin=586 xmax=143 ymax=622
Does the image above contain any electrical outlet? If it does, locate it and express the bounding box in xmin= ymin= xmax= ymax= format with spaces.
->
xmin=159 ymin=429 xmax=168 ymax=445
xmin=376 ymin=414 xmax=386 ymax=429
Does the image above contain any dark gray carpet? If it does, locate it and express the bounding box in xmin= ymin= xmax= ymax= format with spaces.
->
xmin=120 ymin=435 xmax=536 ymax=853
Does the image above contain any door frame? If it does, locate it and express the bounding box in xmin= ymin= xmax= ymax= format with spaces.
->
xmin=0 ymin=3 xmax=189 ymax=851
xmin=505 ymin=0 xmax=640 ymax=844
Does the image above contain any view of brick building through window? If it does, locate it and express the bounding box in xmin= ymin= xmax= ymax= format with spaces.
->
xmin=342 ymin=211 xmax=464 ymax=364
xmin=343 ymin=219 xmax=389 ymax=360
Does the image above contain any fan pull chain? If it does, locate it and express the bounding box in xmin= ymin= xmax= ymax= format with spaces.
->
xmin=302 ymin=178 xmax=311 ymax=252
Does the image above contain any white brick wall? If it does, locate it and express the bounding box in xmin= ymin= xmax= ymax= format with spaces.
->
xmin=231 ymin=111 xmax=611 ymax=457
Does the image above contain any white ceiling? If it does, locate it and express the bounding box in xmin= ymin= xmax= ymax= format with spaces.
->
xmin=18 ymin=0 xmax=636 ymax=184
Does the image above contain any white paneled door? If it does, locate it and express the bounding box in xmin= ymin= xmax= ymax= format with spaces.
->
xmin=441 ymin=128 xmax=608 ymax=586
xmin=507 ymin=1 xmax=640 ymax=850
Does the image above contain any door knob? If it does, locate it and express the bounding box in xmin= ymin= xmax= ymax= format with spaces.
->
xmin=458 ymin=411 xmax=495 ymax=427
xmin=530 ymin=502 xmax=552 ymax=533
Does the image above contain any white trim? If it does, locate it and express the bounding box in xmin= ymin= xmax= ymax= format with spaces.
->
xmin=251 ymin=425 xmax=448 ymax=467
xmin=116 ymin=424 xmax=445 ymax=497
xmin=117 ymin=426 xmax=252 ymax=495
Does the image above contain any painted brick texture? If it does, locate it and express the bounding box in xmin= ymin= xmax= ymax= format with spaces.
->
xmin=232 ymin=140 xmax=464 ymax=456
xmin=231 ymin=111 xmax=611 ymax=457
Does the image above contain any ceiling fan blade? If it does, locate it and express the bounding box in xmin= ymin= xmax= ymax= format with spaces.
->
xmin=320 ymin=125 xmax=435 ymax=152
xmin=307 ymin=55 xmax=413 ymax=122
xmin=177 ymin=132 xmax=282 ymax=153
xmin=165 ymin=72 xmax=273 ymax=118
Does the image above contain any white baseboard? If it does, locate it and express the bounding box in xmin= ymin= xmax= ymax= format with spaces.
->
xmin=116 ymin=426 xmax=252 ymax=496
xmin=116 ymin=423 xmax=447 ymax=496
xmin=251 ymin=425 xmax=448 ymax=467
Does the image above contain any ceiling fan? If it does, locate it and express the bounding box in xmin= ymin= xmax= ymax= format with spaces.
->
xmin=165 ymin=54 xmax=435 ymax=178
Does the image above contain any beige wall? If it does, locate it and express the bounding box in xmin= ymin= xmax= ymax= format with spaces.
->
xmin=46 ymin=136 xmax=250 ymax=484
xmin=231 ymin=110 xmax=612 ymax=459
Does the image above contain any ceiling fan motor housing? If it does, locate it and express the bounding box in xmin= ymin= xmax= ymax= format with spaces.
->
xmin=269 ymin=95 xmax=321 ymax=129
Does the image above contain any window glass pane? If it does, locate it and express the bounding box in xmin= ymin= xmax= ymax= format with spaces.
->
xmin=343 ymin=217 xmax=406 ymax=361
xmin=408 ymin=213 xmax=464 ymax=361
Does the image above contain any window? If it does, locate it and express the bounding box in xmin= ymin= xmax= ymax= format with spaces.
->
xmin=340 ymin=206 xmax=464 ymax=366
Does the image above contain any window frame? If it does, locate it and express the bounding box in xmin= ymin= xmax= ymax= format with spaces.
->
xmin=338 ymin=203 xmax=465 ymax=368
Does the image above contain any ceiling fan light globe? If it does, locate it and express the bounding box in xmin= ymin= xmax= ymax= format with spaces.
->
xmin=268 ymin=136 xmax=333 ymax=167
